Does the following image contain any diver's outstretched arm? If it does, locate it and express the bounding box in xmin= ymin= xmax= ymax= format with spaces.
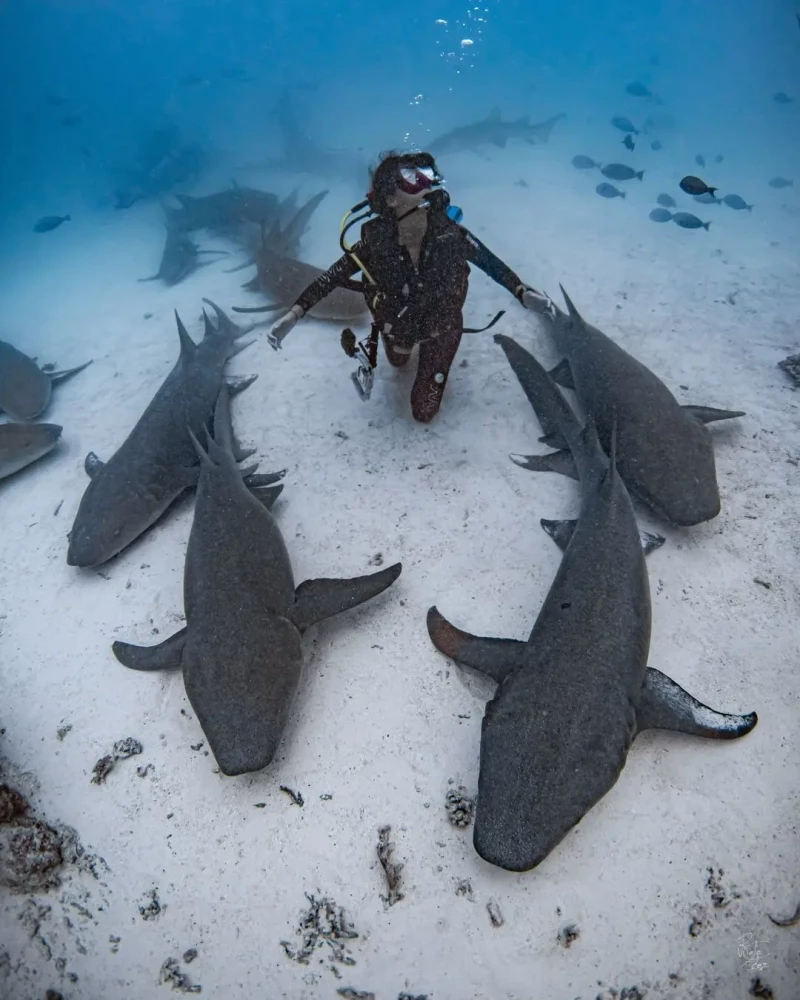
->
xmin=268 ymin=251 xmax=362 ymax=350
xmin=461 ymin=228 xmax=555 ymax=317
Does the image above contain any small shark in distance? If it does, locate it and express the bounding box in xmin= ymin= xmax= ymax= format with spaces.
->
xmin=427 ymin=107 xmax=566 ymax=157
xmin=238 ymin=90 xmax=366 ymax=185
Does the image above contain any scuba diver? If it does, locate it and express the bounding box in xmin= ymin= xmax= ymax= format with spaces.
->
xmin=268 ymin=150 xmax=555 ymax=423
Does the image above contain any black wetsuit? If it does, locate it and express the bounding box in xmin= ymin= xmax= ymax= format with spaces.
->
xmin=294 ymin=197 xmax=526 ymax=421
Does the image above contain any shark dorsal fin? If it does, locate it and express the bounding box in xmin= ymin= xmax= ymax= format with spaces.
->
xmin=175 ymin=312 xmax=196 ymax=358
xmin=559 ymin=284 xmax=585 ymax=325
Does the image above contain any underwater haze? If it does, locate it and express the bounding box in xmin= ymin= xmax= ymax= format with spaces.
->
xmin=1 ymin=0 xmax=799 ymax=998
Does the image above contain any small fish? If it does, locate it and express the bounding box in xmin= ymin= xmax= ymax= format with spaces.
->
xmin=679 ymin=175 xmax=717 ymax=196
xmin=768 ymin=177 xmax=793 ymax=188
xmin=179 ymin=74 xmax=208 ymax=87
xmin=693 ymin=192 xmax=721 ymax=205
xmin=601 ymin=163 xmax=644 ymax=182
xmin=33 ymin=214 xmax=71 ymax=233
xmin=773 ymin=92 xmax=793 ymax=104
xmin=650 ymin=140 xmax=663 ymax=151
xmin=571 ymin=154 xmax=600 ymax=169
xmin=622 ymin=134 xmax=635 ymax=151
xmin=46 ymin=95 xmax=68 ymax=107
xmin=61 ymin=115 xmax=82 ymax=127
xmin=625 ymin=80 xmax=652 ymax=98
xmin=695 ymin=154 xmax=706 ymax=167
xmin=723 ymin=194 xmax=753 ymax=211
xmin=649 ymin=208 xmax=673 ymax=223
xmin=714 ymin=154 xmax=724 ymax=163
xmin=672 ymin=212 xmax=710 ymax=231
xmin=611 ymin=115 xmax=639 ymax=134
xmin=80 ymin=146 xmax=91 ymax=158
xmin=596 ymin=182 xmax=626 ymax=199
xmin=514 ymin=178 xmax=529 ymax=188
xmin=656 ymin=193 xmax=676 ymax=208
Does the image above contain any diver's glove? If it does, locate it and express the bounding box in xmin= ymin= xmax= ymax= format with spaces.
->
xmin=519 ymin=286 xmax=557 ymax=321
xmin=268 ymin=305 xmax=304 ymax=350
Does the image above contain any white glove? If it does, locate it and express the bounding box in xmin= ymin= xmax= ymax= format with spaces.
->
xmin=268 ymin=305 xmax=303 ymax=350
xmin=522 ymin=287 xmax=557 ymax=321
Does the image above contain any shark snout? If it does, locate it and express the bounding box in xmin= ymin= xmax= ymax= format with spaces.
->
xmin=66 ymin=522 xmax=124 ymax=567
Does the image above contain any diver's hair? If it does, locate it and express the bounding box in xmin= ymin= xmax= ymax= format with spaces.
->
xmin=368 ymin=149 xmax=440 ymax=214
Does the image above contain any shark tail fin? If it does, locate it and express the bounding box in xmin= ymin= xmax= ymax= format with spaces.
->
xmin=209 ymin=384 xmax=236 ymax=460
xmin=201 ymin=298 xmax=255 ymax=353
xmin=494 ymin=333 xmax=605 ymax=484
xmin=188 ymin=386 xmax=242 ymax=472
xmin=531 ymin=113 xmax=566 ymax=143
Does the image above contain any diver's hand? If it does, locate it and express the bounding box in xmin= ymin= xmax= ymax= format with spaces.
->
xmin=268 ymin=305 xmax=304 ymax=350
xmin=522 ymin=287 xmax=557 ymax=321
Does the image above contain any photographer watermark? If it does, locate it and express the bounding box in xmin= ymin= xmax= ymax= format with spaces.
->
xmin=738 ymin=932 xmax=768 ymax=972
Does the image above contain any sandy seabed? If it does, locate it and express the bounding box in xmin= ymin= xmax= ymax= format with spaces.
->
xmin=1 ymin=143 xmax=799 ymax=1000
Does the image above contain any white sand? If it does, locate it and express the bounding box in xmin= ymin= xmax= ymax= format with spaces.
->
xmin=1 ymin=143 xmax=798 ymax=1000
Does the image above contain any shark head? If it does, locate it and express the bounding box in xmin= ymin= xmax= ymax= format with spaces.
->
xmin=630 ymin=416 xmax=722 ymax=526
xmin=0 ymin=423 xmax=62 ymax=481
xmin=66 ymin=462 xmax=177 ymax=568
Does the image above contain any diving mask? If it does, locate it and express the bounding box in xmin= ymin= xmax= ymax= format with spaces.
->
xmin=396 ymin=165 xmax=437 ymax=195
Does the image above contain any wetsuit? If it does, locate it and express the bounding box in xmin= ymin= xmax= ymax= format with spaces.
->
xmin=293 ymin=198 xmax=526 ymax=422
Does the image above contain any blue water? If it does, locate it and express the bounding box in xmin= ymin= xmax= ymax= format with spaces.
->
xmin=1 ymin=0 xmax=797 ymax=225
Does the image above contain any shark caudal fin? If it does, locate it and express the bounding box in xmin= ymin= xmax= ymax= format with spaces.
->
xmin=200 ymin=298 xmax=256 ymax=355
xmin=494 ymin=334 xmax=605 ymax=486
xmin=189 ymin=386 xmax=286 ymax=508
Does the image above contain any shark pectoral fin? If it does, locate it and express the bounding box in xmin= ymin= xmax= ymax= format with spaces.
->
xmin=49 ymin=360 xmax=93 ymax=384
xmin=681 ymin=405 xmax=746 ymax=424
xmin=288 ymin=562 xmax=402 ymax=633
xmin=84 ymin=451 xmax=104 ymax=478
xmin=542 ymin=518 xmax=666 ymax=554
xmin=636 ymin=667 xmax=758 ymax=739
xmin=112 ymin=627 xmax=187 ymax=671
xmin=540 ymin=518 xmax=577 ymax=551
xmin=249 ymin=483 xmax=283 ymax=509
xmin=547 ymin=358 xmax=575 ymax=389
xmin=640 ymin=530 xmax=667 ymax=554
xmin=225 ymin=374 xmax=258 ymax=396
xmin=243 ymin=469 xmax=287 ymax=487
xmin=426 ymin=607 xmax=525 ymax=682
xmin=509 ymin=449 xmax=579 ymax=480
